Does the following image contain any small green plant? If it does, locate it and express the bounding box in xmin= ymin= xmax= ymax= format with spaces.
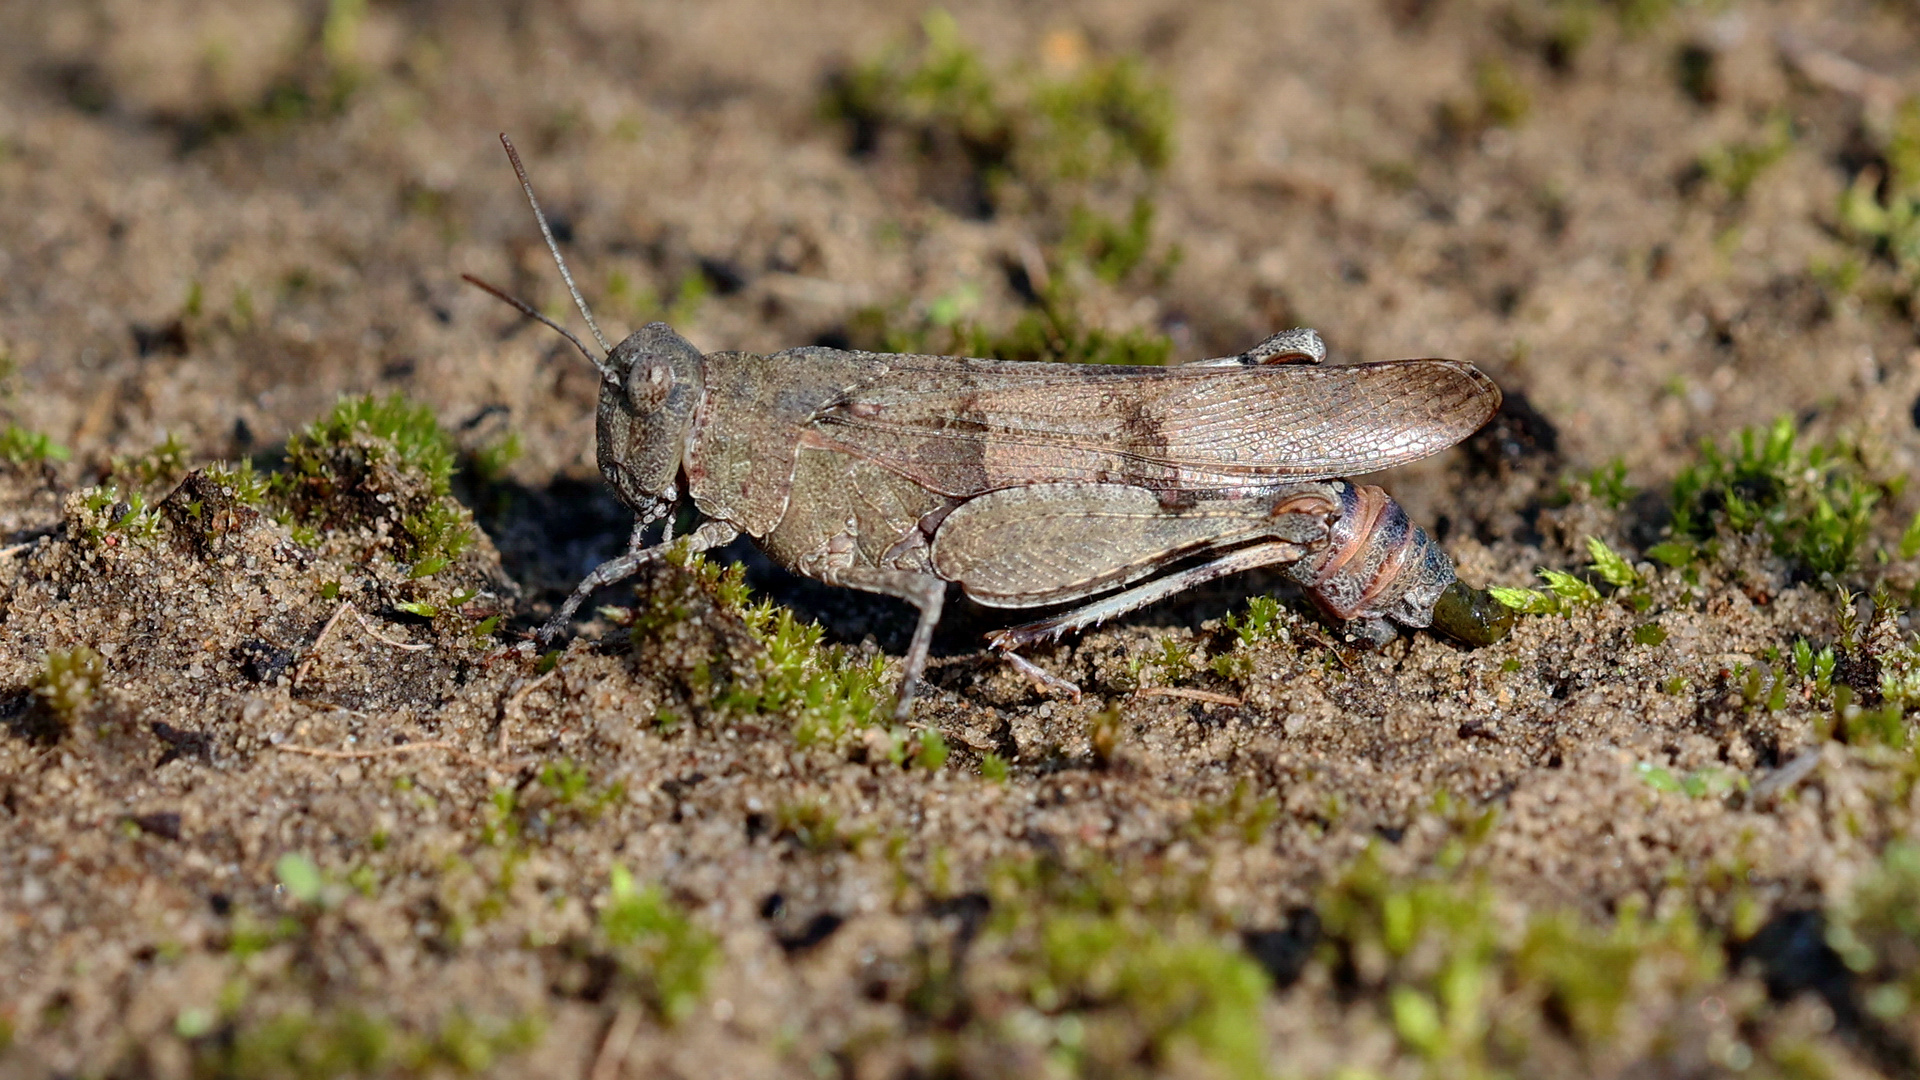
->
xmin=1578 ymin=458 xmax=1635 ymax=509
xmin=823 ymin=10 xmax=1172 ymax=203
xmin=1635 ymin=761 xmax=1745 ymax=798
xmin=941 ymin=298 xmax=1173 ymax=366
xmin=74 ymin=485 xmax=165 ymax=544
xmin=1145 ymin=635 xmax=1197 ymax=684
xmin=1187 ymin=780 xmax=1279 ymax=845
xmin=401 ymin=500 xmax=475 ymax=578
xmin=599 ymin=867 xmax=718 ymax=1024
xmin=1826 ymin=840 xmax=1920 ymax=1020
xmin=1223 ymin=594 xmax=1287 ymax=648
xmin=1666 ymin=417 xmax=1884 ymax=578
xmin=205 ymin=459 xmax=271 ymax=505
xmin=772 ymin=800 xmax=847 ymax=853
xmin=1489 ymin=552 xmax=1605 ymax=615
xmin=120 ymin=432 xmax=193 ymax=487
xmin=963 ymin=855 xmax=1270 ymax=1079
xmin=469 ymin=430 xmax=522 ymax=484
xmin=1697 ymin=112 xmax=1792 ymax=201
xmin=36 ymin=646 xmax=106 ymax=721
xmin=285 ymin=394 xmax=458 ymax=497
xmin=911 ymin=728 xmax=949 ymax=771
xmin=0 ymin=423 xmax=68 ymax=465
xmin=1837 ymin=100 xmax=1920 ymax=287
xmin=726 ymin=600 xmax=890 ymax=746
xmin=273 ymin=852 xmax=340 ymax=908
xmin=980 ymin=752 xmax=1010 ymax=783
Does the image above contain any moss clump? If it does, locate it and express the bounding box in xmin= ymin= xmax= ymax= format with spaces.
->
xmin=35 ymin=646 xmax=106 ymax=726
xmin=0 ymin=423 xmax=68 ymax=465
xmin=597 ymin=866 xmax=719 ymax=1024
xmin=1662 ymin=416 xmax=1887 ymax=578
xmin=916 ymin=856 xmax=1269 ymax=1078
xmin=822 ymin=11 xmax=1170 ymax=204
xmin=275 ymin=394 xmax=475 ymax=576
xmin=1697 ymin=112 xmax=1793 ymax=202
xmin=729 ymin=601 xmax=889 ymax=746
xmin=827 ymin=12 xmax=1179 ymax=366
xmin=285 ymin=394 xmax=456 ymax=497
xmin=187 ymin=1006 xmax=540 ymax=1080
xmin=854 ymin=295 xmax=1173 ymax=367
xmin=1315 ymin=844 xmax=1726 ymax=1073
xmin=1827 ymin=841 xmax=1920 ymax=1026
xmin=67 ymin=485 xmax=165 ymax=545
xmin=116 ymin=432 xmax=192 ymax=489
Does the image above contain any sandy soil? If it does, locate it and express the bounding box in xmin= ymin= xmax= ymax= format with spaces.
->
xmin=6 ymin=1 xmax=1920 ymax=1077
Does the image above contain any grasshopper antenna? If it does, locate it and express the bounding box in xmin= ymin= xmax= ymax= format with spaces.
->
xmin=497 ymin=132 xmax=614 ymax=358
xmin=461 ymin=273 xmax=609 ymax=377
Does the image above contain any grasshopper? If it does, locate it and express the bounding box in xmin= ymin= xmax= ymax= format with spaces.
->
xmin=471 ymin=135 xmax=1510 ymax=718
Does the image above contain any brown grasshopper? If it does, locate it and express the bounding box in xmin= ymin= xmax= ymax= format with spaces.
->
xmin=471 ymin=135 xmax=1510 ymax=718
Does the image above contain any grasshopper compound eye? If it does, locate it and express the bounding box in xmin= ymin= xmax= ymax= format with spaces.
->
xmin=626 ymin=360 xmax=672 ymax=413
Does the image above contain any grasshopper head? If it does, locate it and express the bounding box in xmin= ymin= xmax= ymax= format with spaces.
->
xmin=597 ymin=322 xmax=705 ymax=520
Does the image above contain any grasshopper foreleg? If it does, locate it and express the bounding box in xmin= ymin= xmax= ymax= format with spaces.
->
xmin=539 ymin=519 xmax=740 ymax=645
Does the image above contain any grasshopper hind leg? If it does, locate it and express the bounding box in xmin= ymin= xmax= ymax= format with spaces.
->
xmin=983 ymin=538 xmax=1321 ymax=700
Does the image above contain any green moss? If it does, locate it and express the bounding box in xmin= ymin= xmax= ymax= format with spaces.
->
xmin=943 ymin=855 xmax=1269 ymax=1079
xmin=1490 ymin=540 xmax=1627 ymax=616
xmin=119 ymin=432 xmax=192 ymax=488
xmin=1315 ymin=844 xmax=1728 ymax=1073
xmin=930 ymin=298 xmax=1172 ymax=366
xmin=188 ymin=1005 xmax=539 ymax=1080
xmin=1061 ymin=198 xmax=1167 ymax=284
xmin=73 ymin=484 xmax=165 ymax=544
xmin=467 ymin=429 xmax=521 ymax=484
xmin=399 ymin=500 xmax=474 ymax=578
xmin=598 ymin=866 xmax=718 ymax=1024
xmin=205 ymin=459 xmax=272 ymax=506
xmin=35 ymin=646 xmax=105 ymax=723
xmin=1187 ymin=780 xmax=1280 ymax=845
xmin=1026 ymin=55 xmax=1173 ymax=183
xmin=727 ymin=600 xmax=890 ymax=746
xmin=1698 ymin=112 xmax=1792 ymax=201
xmin=603 ymin=268 xmax=709 ymax=329
xmin=980 ymin=752 xmax=1011 ymax=783
xmin=274 ymin=853 xmax=327 ymax=907
xmin=276 ymin=394 xmax=476 ymax=576
xmin=1473 ymin=59 xmax=1531 ymax=128
xmin=911 ymin=728 xmax=949 ymax=771
xmin=772 ymin=800 xmax=849 ymax=853
xmin=0 ymin=423 xmax=68 ymax=464
xmin=1668 ymin=416 xmax=1886 ymax=578
xmin=823 ymin=10 xmax=1170 ymax=201
xmin=1574 ymin=457 xmax=1635 ymax=509
xmin=287 ymin=395 xmax=456 ymax=497
xmin=1827 ymin=841 xmax=1920 ymax=1023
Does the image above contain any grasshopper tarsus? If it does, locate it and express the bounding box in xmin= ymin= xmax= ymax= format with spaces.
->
xmin=999 ymin=649 xmax=1084 ymax=702
xmin=478 ymin=138 xmax=1505 ymax=718
xmin=539 ymin=520 xmax=738 ymax=646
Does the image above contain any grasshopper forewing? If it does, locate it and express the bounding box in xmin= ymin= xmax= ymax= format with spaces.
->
xmin=471 ymin=134 xmax=1508 ymax=720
